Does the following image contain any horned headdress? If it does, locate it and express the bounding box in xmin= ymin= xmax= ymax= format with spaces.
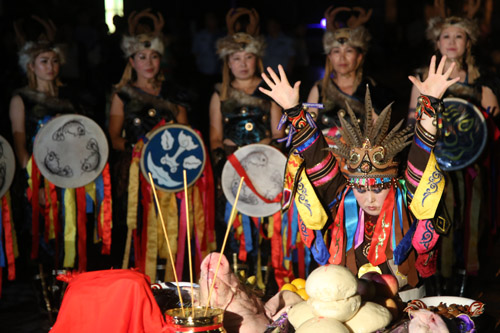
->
xmin=121 ymin=8 xmax=165 ymax=58
xmin=329 ymin=88 xmax=413 ymax=186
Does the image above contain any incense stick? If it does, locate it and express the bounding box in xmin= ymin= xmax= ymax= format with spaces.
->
xmin=148 ymin=172 xmax=185 ymax=317
xmin=183 ymin=170 xmax=196 ymax=318
xmin=204 ymin=176 xmax=244 ymax=316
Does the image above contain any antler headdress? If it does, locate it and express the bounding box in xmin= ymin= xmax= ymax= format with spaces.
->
xmin=322 ymin=6 xmax=372 ymax=54
xmin=15 ymin=15 xmax=64 ymax=73
xmin=426 ymin=0 xmax=480 ymax=46
xmin=329 ymin=88 xmax=413 ymax=184
xmin=121 ymin=8 xmax=165 ymax=58
xmin=216 ymin=8 xmax=265 ymax=59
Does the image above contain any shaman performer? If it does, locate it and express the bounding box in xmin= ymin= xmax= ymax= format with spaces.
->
xmin=209 ymin=8 xmax=287 ymax=284
xmin=407 ymin=0 xmax=500 ymax=291
xmin=259 ymin=56 xmax=459 ymax=292
xmin=110 ymin=9 xmax=213 ymax=282
xmin=306 ymin=6 xmax=393 ymax=141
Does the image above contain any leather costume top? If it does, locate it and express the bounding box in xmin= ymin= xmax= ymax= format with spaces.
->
xmin=314 ymin=77 xmax=393 ymax=130
xmin=116 ymin=82 xmax=183 ymax=144
xmin=215 ymin=82 xmax=272 ymax=147
xmin=14 ymin=86 xmax=78 ymax=154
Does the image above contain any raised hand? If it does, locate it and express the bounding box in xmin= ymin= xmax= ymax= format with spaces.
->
xmin=408 ymin=55 xmax=460 ymax=99
xmin=259 ymin=65 xmax=301 ymax=110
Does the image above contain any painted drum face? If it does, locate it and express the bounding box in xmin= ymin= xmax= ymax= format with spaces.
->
xmin=140 ymin=124 xmax=206 ymax=192
xmin=434 ymin=98 xmax=487 ymax=171
xmin=0 ymin=135 xmax=16 ymax=198
xmin=33 ymin=114 xmax=109 ymax=188
xmin=221 ymin=143 xmax=286 ymax=217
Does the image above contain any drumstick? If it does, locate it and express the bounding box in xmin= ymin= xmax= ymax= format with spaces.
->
xmin=183 ymin=170 xmax=195 ymax=318
xmin=204 ymin=176 xmax=244 ymax=316
xmin=148 ymin=172 xmax=185 ymax=317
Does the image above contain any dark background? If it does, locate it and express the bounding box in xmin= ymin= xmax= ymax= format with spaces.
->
xmin=1 ymin=0 xmax=499 ymax=141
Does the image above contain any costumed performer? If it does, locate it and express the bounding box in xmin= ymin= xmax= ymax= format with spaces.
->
xmin=209 ymin=8 xmax=287 ymax=286
xmin=259 ymin=55 xmax=459 ymax=295
xmin=407 ymin=0 xmax=500 ymax=294
xmin=109 ymin=9 xmax=214 ymax=282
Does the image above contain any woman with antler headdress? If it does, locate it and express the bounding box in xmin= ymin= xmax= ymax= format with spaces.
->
xmin=408 ymin=0 xmax=499 ymax=120
xmin=306 ymin=6 xmax=393 ymax=142
xmin=407 ymin=0 xmax=500 ymax=294
xmin=109 ymin=8 xmax=188 ymax=154
xmin=10 ymin=15 xmax=75 ymax=169
xmin=258 ymin=55 xmax=459 ymax=294
xmin=209 ymin=8 xmax=285 ymax=272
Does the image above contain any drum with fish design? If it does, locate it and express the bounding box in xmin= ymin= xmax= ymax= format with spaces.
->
xmin=221 ymin=143 xmax=286 ymax=217
xmin=0 ymin=135 xmax=16 ymax=198
xmin=33 ymin=114 xmax=109 ymax=188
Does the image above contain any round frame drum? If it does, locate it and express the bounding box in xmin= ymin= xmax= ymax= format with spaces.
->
xmin=0 ymin=135 xmax=16 ymax=198
xmin=434 ymin=98 xmax=488 ymax=171
xmin=33 ymin=114 xmax=109 ymax=188
xmin=140 ymin=124 xmax=206 ymax=192
xmin=221 ymin=144 xmax=286 ymax=217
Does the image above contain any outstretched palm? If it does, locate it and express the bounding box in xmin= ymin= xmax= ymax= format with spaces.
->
xmin=408 ymin=55 xmax=460 ymax=99
xmin=259 ymin=65 xmax=301 ymax=110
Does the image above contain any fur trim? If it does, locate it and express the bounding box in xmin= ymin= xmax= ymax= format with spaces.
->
xmin=426 ymin=16 xmax=479 ymax=46
xmin=121 ymin=34 xmax=164 ymax=58
xmin=216 ymin=32 xmax=265 ymax=59
xmin=215 ymin=83 xmax=268 ymax=109
xmin=323 ymin=26 xmax=371 ymax=54
xmin=18 ymin=41 xmax=65 ymax=73
xmin=320 ymin=79 xmax=365 ymax=116
xmin=15 ymin=86 xmax=74 ymax=110
xmin=117 ymin=84 xmax=178 ymax=117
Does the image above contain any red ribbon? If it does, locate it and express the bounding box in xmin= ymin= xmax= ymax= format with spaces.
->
xmin=227 ymin=154 xmax=282 ymax=204
xmin=100 ymin=164 xmax=112 ymax=255
xmin=329 ymin=190 xmax=348 ymax=265
xmin=31 ymin=159 xmax=41 ymax=259
xmin=367 ymin=187 xmax=395 ymax=266
xmin=139 ymin=175 xmax=151 ymax=273
xmin=76 ymin=187 xmax=87 ymax=271
xmin=2 ymin=196 xmax=15 ymax=280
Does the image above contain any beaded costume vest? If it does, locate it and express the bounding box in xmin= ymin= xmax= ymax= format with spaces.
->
xmin=216 ymin=83 xmax=272 ymax=146
xmin=117 ymin=83 xmax=180 ymax=144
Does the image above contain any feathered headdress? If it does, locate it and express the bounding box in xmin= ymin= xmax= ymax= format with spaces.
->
xmin=121 ymin=8 xmax=165 ymax=58
xmin=329 ymin=88 xmax=413 ymax=184
xmin=15 ymin=16 xmax=65 ymax=73
xmin=322 ymin=6 xmax=372 ymax=55
xmin=216 ymin=8 xmax=265 ymax=59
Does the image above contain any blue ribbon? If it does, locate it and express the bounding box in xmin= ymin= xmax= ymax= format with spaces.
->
xmin=0 ymin=205 xmax=5 ymax=268
xmin=344 ymin=189 xmax=358 ymax=252
xmin=290 ymin=203 xmax=299 ymax=248
xmin=224 ymin=201 xmax=239 ymax=254
xmin=304 ymin=245 xmax=312 ymax=276
xmin=311 ymin=230 xmax=330 ymax=265
xmin=393 ymin=219 xmax=417 ymax=265
xmin=241 ymin=214 xmax=253 ymax=254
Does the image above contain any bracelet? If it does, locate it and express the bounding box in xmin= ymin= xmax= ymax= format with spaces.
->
xmin=283 ymin=104 xmax=303 ymax=117
xmin=415 ymin=95 xmax=444 ymax=129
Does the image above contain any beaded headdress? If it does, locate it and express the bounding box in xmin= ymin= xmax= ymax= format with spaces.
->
xmin=216 ymin=8 xmax=265 ymax=59
xmin=329 ymin=88 xmax=413 ymax=186
xmin=15 ymin=16 xmax=65 ymax=73
xmin=121 ymin=9 xmax=165 ymax=58
xmin=322 ymin=6 xmax=372 ymax=55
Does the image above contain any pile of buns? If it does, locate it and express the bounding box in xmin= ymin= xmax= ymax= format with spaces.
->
xmin=288 ymin=265 xmax=393 ymax=333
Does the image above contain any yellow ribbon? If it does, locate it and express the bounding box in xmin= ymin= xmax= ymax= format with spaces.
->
xmin=294 ymin=169 xmax=328 ymax=230
xmin=63 ymin=188 xmax=77 ymax=268
xmin=163 ymin=191 xmax=179 ymax=282
xmin=145 ymin=190 xmax=158 ymax=282
xmin=410 ymin=152 xmax=446 ymax=219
